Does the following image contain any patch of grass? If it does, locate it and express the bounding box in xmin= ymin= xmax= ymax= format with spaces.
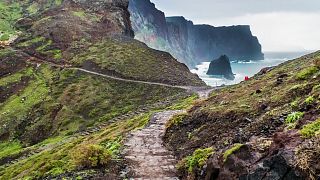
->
xmin=223 ymin=143 xmax=244 ymax=162
xmin=72 ymin=11 xmax=86 ymax=18
xmin=166 ymin=113 xmax=188 ymax=129
xmin=300 ymin=119 xmax=320 ymax=138
xmin=0 ymin=2 xmax=22 ymax=35
xmin=0 ymin=67 xmax=33 ymax=87
xmin=285 ymin=112 xmax=304 ymax=124
xmin=0 ymin=48 xmax=14 ymax=58
xmin=0 ymin=141 xmax=22 ymax=159
xmin=305 ymin=96 xmax=315 ymax=105
xmin=0 ymin=69 xmax=49 ymax=125
xmin=55 ymin=0 xmax=63 ymax=5
xmin=167 ymin=94 xmax=198 ymax=110
xmin=0 ymin=33 xmax=10 ymax=41
xmin=27 ymin=2 xmax=39 ymax=15
xmin=18 ymin=36 xmax=46 ymax=47
xmin=290 ymin=99 xmax=299 ymax=109
xmin=296 ymin=66 xmax=319 ymax=80
xmin=177 ymin=147 xmax=214 ymax=173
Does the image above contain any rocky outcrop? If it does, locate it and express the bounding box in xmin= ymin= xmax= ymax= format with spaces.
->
xmin=128 ymin=0 xmax=264 ymax=68
xmin=207 ymin=55 xmax=235 ymax=80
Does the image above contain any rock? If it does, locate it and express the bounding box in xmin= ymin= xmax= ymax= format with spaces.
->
xmin=206 ymin=55 xmax=235 ymax=80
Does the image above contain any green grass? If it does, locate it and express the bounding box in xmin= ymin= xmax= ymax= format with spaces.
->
xmin=0 ymin=141 xmax=22 ymax=159
xmin=18 ymin=36 xmax=46 ymax=47
xmin=0 ymin=70 xmax=49 ymax=124
xmin=72 ymin=11 xmax=86 ymax=18
xmin=0 ymin=33 xmax=10 ymax=41
xmin=166 ymin=113 xmax=188 ymax=129
xmin=71 ymin=38 xmax=204 ymax=86
xmin=285 ymin=111 xmax=304 ymax=124
xmin=177 ymin=147 xmax=214 ymax=173
xmin=300 ymin=118 xmax=320 ymax=138
xmin=296 ymin=66 xmax=319 ymax=80
xmin=0 ymin=67 xmax=33 ymax=87
xmin=305 ymin=96 xmax=315 ymax=105
xmin=167 ymin=94 xmax=198 ymax=110
xmin=26 ymin=2 xmax=39 ymax=14
xmin=223 ymin=143 xmax=244 ymax=162
xmin=0 ymin=1 xmax=22 ymax=35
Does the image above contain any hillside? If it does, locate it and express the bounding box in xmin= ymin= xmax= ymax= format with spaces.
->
xmin=164 ymin=52 xmax=320 ymax=179
xmin=1 ymin=0 xmax=204 ymax=86
xmin=0 ymin=0 xmax=205 ymax=179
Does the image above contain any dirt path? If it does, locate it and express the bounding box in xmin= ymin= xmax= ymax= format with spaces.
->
xmin=123 ymin=110 xmax=184 ymax=179
xmin=122 ymin=89 xmax=213 ymax=179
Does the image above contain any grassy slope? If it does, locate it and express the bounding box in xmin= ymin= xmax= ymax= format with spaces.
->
xmin=0 ymin=0 xmax=204 ymax=178
xmin=164 ymin=51 xmax=320 ymax=178
xmin=8 ymin=0 xmax=204 ymax=86
xmin=0 ymin=57 xmax=192 ymax=178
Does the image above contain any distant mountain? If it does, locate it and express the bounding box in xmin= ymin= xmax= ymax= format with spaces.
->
xmin=129 ymin=0 xmax=264 ymax=68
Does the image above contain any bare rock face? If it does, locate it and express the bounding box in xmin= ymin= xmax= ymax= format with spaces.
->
xmin=207 ymin=55 xmax=235 ymax=80
xmin=129 ymin=0 xmax=264 ymax=68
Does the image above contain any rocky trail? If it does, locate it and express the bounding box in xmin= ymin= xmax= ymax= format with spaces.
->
xmin=122 ymin=90 xmax=213 ymax=179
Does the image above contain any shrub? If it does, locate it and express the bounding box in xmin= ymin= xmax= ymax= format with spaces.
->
xmin=71 ymin=144 xmax=111 ymax=168
xmin=296 ymin=66 xmax=319 ymax=80
xmin=223 ymin=143 xmax=244 ymax=162
xmin=300 ymin=119 xmax=320 ymax=138
xmin=177 ymin=147 xmax=214 ymax=173
xmin=305 ymin=96 xmax=315 ymax=105
xmin=286 ymin=112 xmax=304 ymax=124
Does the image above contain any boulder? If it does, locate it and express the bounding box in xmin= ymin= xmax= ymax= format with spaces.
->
xmin=206 ymin=55 xmax=235 ymax=80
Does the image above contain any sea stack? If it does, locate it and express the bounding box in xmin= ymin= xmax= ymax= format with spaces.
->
xmin=207 ymin=55 xmax=235 ymax=80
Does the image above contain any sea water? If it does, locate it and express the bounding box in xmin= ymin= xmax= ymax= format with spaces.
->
xmin=191 ymin=52 xmax=312 ymax=87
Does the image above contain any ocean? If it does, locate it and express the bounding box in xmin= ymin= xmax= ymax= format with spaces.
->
xmin=191 ymin=51 xmax=313 ymax=87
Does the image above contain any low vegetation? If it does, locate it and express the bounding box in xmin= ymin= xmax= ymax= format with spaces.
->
xmin=177 ymin=147 xmax=214 ymax=173
xmin=71 ymin=144 xmax=111 ymax=168
xmin=223 ymin=143 xmax=244 ymax=162
xmin=300 ymin=118 xmax=320 ymax=138
xmin=166 ymin=113 xmax=188 ymax=129
xmin=71 ymin=38 xmax=204 ymax=86
xmin=285 ymin=111 xmax=304 ymax=124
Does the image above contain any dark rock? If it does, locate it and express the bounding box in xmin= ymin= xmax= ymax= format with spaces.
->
xmin=206 ymin=55 xmax=235 ymax=80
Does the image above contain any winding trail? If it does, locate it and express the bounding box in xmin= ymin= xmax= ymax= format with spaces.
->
xmin=22 ymin=52 xmax=216 ymax=179
xmin=122 ymin=90 xmax=213 ymax=179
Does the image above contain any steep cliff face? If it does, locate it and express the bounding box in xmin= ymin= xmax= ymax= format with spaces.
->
xmin=129 ymin=0 xmax=264 ymax=68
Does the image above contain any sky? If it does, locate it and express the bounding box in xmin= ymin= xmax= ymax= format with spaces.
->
xmin=151 ymin=0 xmax=320 ymax=52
